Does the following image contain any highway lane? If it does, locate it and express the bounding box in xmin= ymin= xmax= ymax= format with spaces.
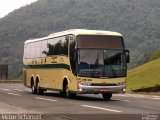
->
xmin=0 ymin=84 xmax=160 ymax=120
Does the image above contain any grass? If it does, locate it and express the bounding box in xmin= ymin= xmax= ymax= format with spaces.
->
xmin=126 ymin=59 xmax=160 ymax=92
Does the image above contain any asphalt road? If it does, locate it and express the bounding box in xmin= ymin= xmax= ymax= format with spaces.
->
xmin=0 ymin=84 xmax=160 ymax=120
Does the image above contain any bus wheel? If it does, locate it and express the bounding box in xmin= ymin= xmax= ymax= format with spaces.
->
xmin=63 ymin=83 xmax=76 ymax=98
xmin=36 ymin=82 xmax=44 ymax=95
xmin=63 ymin=83 xmax=69 ymax=98
xmin=102 ymin=93 xmax=112 ymax=101
xmin=31 ymin=82 xmax=37 ymax=94
xmin=69 ymin=93 xmax=76 ymax=98
xmin=38 ymin=89 xmax=44 ymax=95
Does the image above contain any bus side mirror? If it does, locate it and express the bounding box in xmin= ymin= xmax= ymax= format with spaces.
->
xmin=124 ymin=50 xmax=130 ymax=63
xmin=126 ymin=54 xmax=130 ymax=63
xmin=73 ymin=51 xmax=77 ymax=61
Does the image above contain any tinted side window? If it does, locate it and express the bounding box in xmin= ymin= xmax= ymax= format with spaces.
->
xmin=70 ymin=36 xmax=76 ymax=55
xmin=24 ymin=44 xmax=27 ymax=58
xmin=47 ymin=36 xmax=69 ymax=56
xmin=61 ymin=36 xmax=69 ymax=55
xmin=26 ymin=44 xmax=30 ymax=58
xmin=47 ymin=38 xmax=55 ymax=55
xmin=41 ymin=40 xmax=48 ymax=57
xmin=35 ymin=41 xmax=41 ymax=57
xmin=25 ymin=36 xmax=69 ymax=58
xmin=30 ymin=43 xmax=35 ymax=58
xmin=54 ymin=37 xmax=62 ymax=55
xmin=69 ymin=35 xmax=77 ymax=75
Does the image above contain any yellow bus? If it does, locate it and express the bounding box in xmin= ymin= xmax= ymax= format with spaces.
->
xmin=23 ymin=29 xmax=130 ymax=100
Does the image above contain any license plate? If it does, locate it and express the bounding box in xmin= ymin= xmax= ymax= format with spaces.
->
xmin=100 ymin=88 xmax=108 ymax=92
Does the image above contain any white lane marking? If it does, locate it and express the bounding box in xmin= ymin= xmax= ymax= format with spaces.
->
xmin=115 ymin=94 xmax=160 ymax=100
xmin=114 ymin=99 xmax=131 ymax=103
xmin=8 ymin=93 xmax=22 ymax=96
xmin=122 ymin=100 xmax=131 ymax=102
xmin=115 ymin=94 xmax=125 ymax=97
xmin=24 ymin=88 xmax=31 ymax=91
xmin=139 ymin=105 xmax=157 ymax=110
xmin=1 ymin=88 xmax=10 ymax=91
xmin=81 ymin=105 xmax=122 ymax=113
xmin=14 ymin=89 xmax=23 ymax=92
xmin=152 ymin=98 xmax=160 ymax=100
xmin=35 ymin=97 xmax=57 ymax=102
xmin=152 ymin=95 xmax=160 ymax=98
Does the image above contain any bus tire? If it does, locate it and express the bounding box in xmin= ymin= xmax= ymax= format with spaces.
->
xmin=102 ymin=93 xmax=112 ymax=101
xmin=69 ymin=93 xmax=76 ymax=98
xmin=31 ymin=80 xmax=37 ymax=94
xmin=63 ymin=83 xmax=69 ymax=98
xmin=37 ymin=88 xmax=44 ymax=95
xmin=63 ymin=83 xmax=76 ymax=98
xmin=36 ymin=81 xmax=44 ymax=95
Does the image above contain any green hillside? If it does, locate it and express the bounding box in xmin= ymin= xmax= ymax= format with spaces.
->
xmin=0 ymin=0 xmax=160 ymax=78
xmin=127 ymin=59 xmax=160 ymax=92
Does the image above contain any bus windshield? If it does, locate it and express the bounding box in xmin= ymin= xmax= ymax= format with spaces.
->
xmin=77 ymin=35 xmax=127 ymax=78
xmin=78 ymin=49 xmax=127 ymax=78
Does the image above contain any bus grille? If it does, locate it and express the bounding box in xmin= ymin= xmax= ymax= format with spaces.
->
xmin=91 ymin=83 xmax=117 ymax=86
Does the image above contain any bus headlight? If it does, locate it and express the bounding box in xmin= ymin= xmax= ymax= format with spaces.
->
xmin=123 ymin=88 xmax=126 ymax=92
xmin=78 ymin=82 xmax=91 ymax=86
xmin=78 ymin=82 xmax=90 ymax=92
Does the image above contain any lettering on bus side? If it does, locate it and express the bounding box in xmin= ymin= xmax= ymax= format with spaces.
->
xmin=82 ymin=79 xmax=92 ymax=82
xmin=32 ymin=60 xmax=34 ymax=64
xmin=76 ymin=78 xmax=81 ymax=81
xmin=59 ymin=57 xmax=64 ymax=63
xmin=35 ymin=59 xmax=38 ymax=64
xmin=41 ymin=59 xmax=43 ymax=64
xmin=52 ymin=57 xmax=57 ymax=63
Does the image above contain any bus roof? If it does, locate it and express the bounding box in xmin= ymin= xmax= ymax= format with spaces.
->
xmin=25 ymin=29 xmax=123 ymax=44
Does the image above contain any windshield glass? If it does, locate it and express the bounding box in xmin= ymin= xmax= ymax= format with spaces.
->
xmin=78 ymin=49 xmax=127 ymax=78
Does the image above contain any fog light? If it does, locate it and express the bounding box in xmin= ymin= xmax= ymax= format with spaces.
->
xmin=79 ymin=88 xmax=83 ymax=92
xmin=123 ymin=88 xmax=126 ymax=93
xmin=78 ymin=82 xmax=91 ymax=86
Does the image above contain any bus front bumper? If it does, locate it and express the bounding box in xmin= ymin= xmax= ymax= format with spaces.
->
xmin=77 ymin=84 xmax=126 ymax=94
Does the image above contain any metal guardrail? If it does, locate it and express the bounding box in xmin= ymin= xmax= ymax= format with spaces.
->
xmin=0 ymin=80 xmax=23 ymax=84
